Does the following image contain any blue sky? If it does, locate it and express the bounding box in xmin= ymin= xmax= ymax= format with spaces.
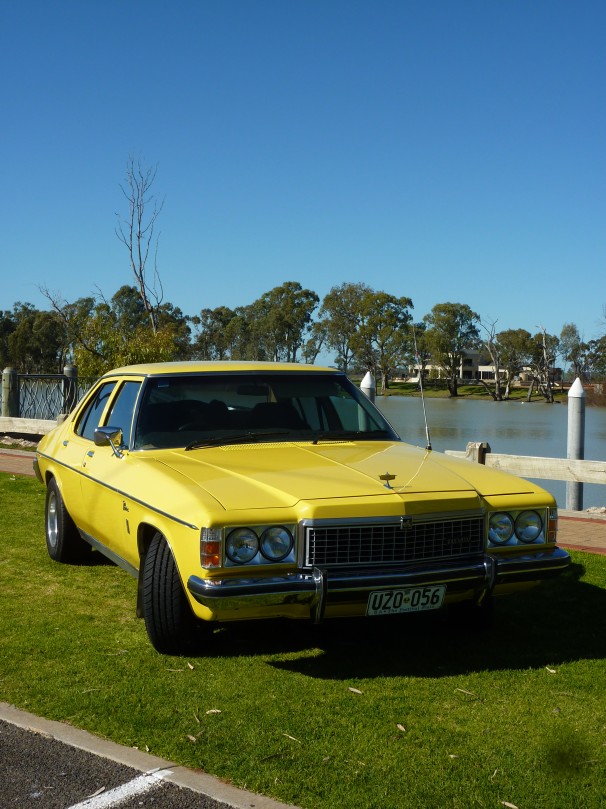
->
xmin=1 ymin=0 xmax=604 ymax=350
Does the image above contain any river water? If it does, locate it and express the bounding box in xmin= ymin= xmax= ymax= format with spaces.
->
xmin=376 ymin=395 xmax=606 ymax=510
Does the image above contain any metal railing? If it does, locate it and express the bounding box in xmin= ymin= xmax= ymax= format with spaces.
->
xmin=1 ymin=367 xmax=96 ymax=421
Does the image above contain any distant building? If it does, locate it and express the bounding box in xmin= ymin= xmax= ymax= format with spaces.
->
xmin=407 ymin=349 xmax=561 ymax=384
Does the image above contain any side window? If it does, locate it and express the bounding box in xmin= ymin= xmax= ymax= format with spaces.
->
xmin=76 ymin=382 xmax=116 ymax=441
xmin=105 ymin=381 xmax=142 ymax=448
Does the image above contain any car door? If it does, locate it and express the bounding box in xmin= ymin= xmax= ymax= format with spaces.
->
xmin=53 ymin=379 xmax=119 ymax=528
xmin=77 ymin=378 xmax=143 ymax=568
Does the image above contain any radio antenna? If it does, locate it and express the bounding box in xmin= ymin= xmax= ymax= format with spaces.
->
xmin=412 ymin=324 xmax=432 ymax=451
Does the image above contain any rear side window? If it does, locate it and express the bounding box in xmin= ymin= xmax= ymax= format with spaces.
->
xmin=76 ymin=382 xmax=116 ymax=441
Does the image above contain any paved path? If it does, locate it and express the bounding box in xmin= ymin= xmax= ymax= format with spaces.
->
xmin=0 ymin=704 xmax=294 ymax=809
xmin=5 ymin=447 xmax=606 ymax=554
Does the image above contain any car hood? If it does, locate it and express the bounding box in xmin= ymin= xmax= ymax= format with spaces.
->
xmin=154 ymin=441 xmax=535 ymax=511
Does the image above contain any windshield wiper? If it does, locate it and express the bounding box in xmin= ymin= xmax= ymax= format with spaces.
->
xmin=311 ymin=429 xmax=392 ymax=445
xmin=185 ymin=430 xmax=291 ymax=451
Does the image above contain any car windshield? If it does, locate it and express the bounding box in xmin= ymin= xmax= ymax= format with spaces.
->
xmin=132 ymin=372 xmax=400 ymax=450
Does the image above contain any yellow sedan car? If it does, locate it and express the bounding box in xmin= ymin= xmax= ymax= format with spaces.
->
xmin=35 ymin=361 xmax=570 ymax=654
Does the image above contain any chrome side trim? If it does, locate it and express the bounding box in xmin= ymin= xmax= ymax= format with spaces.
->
xmin=79 ymin=530 xmax=139 ymax=579
xmin=36 ymin=452 xmax=198 ymax=530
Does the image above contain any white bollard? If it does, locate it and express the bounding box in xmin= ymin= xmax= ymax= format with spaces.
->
xmin=566 ymin=378 xmax=585 ymax=511
xmin=361 ymin=371 xmax=376 ymax=403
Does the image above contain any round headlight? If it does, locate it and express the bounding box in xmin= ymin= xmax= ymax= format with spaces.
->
xmin=515 ymin=511 xmax=543 ymax=543
xmin=226 ymin=528 xmax=259 ymax=564
xmin=489 ymin=512 xmax=514 ymax=545
xmin=260 ymin=526 xmax=293 ymax=561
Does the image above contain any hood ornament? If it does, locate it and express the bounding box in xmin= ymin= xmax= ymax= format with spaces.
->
xmin=379 ymin=472 xmax=396 ymax=489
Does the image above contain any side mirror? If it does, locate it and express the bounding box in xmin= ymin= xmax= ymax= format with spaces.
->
xmin=94 ymin=425 xmax=125 ymax=458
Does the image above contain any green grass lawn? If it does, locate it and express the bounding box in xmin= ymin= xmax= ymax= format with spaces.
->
xmin=377 ymin=381 xmax=568 ymax=403
xmin=2 ymin=473 xmax=606 ymax=808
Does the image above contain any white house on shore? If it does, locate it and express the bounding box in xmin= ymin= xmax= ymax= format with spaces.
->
xmin=406 ymin=349 xmax=562 ymax=384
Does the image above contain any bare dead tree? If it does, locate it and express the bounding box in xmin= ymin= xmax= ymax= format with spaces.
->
xmin=115 ymin=157 xmax=164 ymax=334
xmin=39 ymin=285 xmax=107 ymax=364
xmin=526 ymin=326 xmax=558 ymax=402
xmin=479 ymin=318 xmax=503 ymax=401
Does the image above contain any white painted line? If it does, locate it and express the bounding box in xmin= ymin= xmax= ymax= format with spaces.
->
xmin=65 ymin=768 xmax=173 ymax=808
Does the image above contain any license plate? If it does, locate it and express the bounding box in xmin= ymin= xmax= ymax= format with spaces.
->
xmin=367 ymin=585 xmax=446 ymax=616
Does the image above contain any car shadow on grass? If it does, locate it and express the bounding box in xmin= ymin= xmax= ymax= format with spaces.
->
xmin=204 ymin=561 xmax=606 ymax=678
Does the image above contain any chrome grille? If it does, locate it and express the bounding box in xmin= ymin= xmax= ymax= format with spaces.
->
xmin=304 ymin=515 xmax=484 ymax=568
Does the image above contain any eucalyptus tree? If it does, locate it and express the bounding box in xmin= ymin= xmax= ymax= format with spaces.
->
xmin=353 ymin=289 xmax=413 ymax=391
xmin=410 ymin=321 xmax=431 ymax=390
xmin=41 ymin=287 xmax=184 ymax=377
xmin=586 ymin=336 xmax=606 ymax=380
xmin=5 ymin=303 xmax=66 ymax=373
xmin=318 ymin=282 xmax=372 ymax=372
xmin=0 ymin=308 xmax=16 ymax=369
xmin=249 ymin=282 xmax=319 ymax=362
xmin=224 ymin=306 xmax=258 ymax=360
xmin=107 ymin=286 xmax=189 ymax=363
xmin=302 ymin=320 xmax=328 ymax=365
xmin=559 ymin=322 xmax=587 ymax=381
xmin=495 ymin=328 xmax=532 ymax=399
xmin=423 ymin=303 xmax=480 ymax=396
xmin=193 ymin=306 xmax=237 ymax=360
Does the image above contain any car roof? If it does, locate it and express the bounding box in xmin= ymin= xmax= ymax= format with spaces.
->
xmin=102 ymin=361 xmax=339 ymax=377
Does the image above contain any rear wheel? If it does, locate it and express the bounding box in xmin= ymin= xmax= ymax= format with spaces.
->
xmin=142 ymin=532 xmax=202 ymax=655
xmin=45 ymin=478 xmax=90 ymax=563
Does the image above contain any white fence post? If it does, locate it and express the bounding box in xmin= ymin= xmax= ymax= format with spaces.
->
xmin=566 ymin=378 xmax=585 ymax=511
xmin=62 ymin=364 xmax=78 ymax=414
xmin=361 ymin=371 xmax=376 ymax=403
xmin=2 ymin=367 xmax=19 ymax=417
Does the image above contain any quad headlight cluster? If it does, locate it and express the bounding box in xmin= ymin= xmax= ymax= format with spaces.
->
xmin=488 ymin=508 xmax=556 ymax=547
xmin=200 ymin=525 xmax=296 ymax=569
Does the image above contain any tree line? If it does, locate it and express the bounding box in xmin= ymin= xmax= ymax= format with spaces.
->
xmin=2 ymin=158 xmax=604 ymax=399
xmin=1 ymin=281 xmax=605 ymax=400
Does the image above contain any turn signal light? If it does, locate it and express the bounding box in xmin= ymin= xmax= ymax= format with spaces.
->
xmin=200 ymin=529 xmax=222 ymax=569
xmin=547 ymin=508 xmax=558 ymax=543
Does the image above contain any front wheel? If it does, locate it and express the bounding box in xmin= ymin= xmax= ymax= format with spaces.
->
xmin=142 ymin=532 xmax=203 ymax=655
xmin=45 ymin=478 xmax=90 ymax=563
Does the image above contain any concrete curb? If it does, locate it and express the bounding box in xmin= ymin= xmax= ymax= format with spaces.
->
xmin=0 ymin=702 xmax=299 ymax=809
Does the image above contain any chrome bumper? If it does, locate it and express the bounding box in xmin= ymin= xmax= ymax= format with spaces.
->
xmin=187 ymin=547 xmax=571 ymax=621
xmin=33 ymin=457 xmax=43 ymax=483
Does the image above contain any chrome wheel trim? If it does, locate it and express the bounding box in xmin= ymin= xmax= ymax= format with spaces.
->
xmin=47 ymin=490 xmax=59 ymax=549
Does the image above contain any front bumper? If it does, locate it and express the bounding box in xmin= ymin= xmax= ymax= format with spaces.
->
xmin=33 ymin=457 xmax=43 ymax=483
xmin=187 ymin=547 xmax=571 ymax=622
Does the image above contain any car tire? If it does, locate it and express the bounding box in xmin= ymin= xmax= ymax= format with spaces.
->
xmin=142 ymin=532 xmax=201 ymax=655
xmin=45 ymin=478 xmax=91 ymax=563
